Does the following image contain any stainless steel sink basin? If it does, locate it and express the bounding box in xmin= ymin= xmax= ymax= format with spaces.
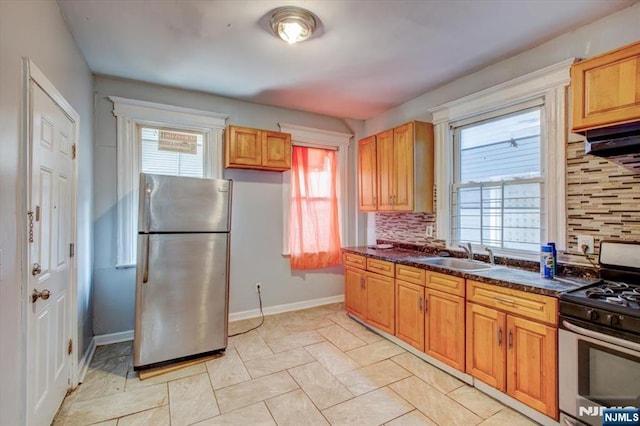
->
xmin=419 ymin=257 xmax=493 ymax=271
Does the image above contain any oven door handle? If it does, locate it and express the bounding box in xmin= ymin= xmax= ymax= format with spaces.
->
xmin=562 ymin=320 xmax=640 ymax=352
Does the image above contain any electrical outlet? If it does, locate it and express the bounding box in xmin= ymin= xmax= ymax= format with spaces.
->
xmin=577 ymin=235 xmax=594 ymax=254
xmin=255 ymin=282 xmax=262 ymax=293
xmin=425 ymin=225 xmax=434 ymax=239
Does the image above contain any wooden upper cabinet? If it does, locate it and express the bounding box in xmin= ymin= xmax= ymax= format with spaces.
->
xmin=375 ymin=129 xmax=395 ymax=211
xmin=392 ymin=123 xmax=414 ymax=210
xmin=262 ymin=131 xmax=291 ymax=170
xmin=571 ymin=41 xmax=640 ymax=132
xmin=225 ymin=125 xmax=291 ymax=171
xmin=358 ymin=135 xmax=378 ymax=211
xmin=357 ymin=121 xmax=434 ymax=212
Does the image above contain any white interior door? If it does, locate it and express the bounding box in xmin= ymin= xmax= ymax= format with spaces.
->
xmin=27 ymin=82 xmax=76 ymax=426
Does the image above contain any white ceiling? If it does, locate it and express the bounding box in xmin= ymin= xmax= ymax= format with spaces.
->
xmin=57 ymin=0 xmax=636 ymax=120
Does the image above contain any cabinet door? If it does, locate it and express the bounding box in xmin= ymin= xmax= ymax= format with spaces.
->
xmin=376 ymin=129 xmax=394 ymax=211
xmin=466 ymin=303 xmax=506 ymax=391
xmin=425 ymin=289 xmax=465 ymax=371
xmin=262 ymin=131 xmax=291 ymax=170
xmin=225 ymin=126 xmax=262 ymax=167
xmin=345 ymin=267 xmax=366 ymax=319
xmin=392 ymin=123 xmax=414 ymax=211
xmin=507 ymin=316 xmax=558 ymax=419
xmin=365 ymin=272 xmax=395 ymax=334
xmin=358 ymin=136 xmax=378 ymax=211
xmin=571 ymin=41 xmax=640 ymax=132
xmin=396 ymin=280 xmax=424 ymax=351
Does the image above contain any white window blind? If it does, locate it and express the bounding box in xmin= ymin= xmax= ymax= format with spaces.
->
xmin=140 ymin=127 xmax=204 ymax=177
xmin=452 ymin=107 xmax=544 ymax=253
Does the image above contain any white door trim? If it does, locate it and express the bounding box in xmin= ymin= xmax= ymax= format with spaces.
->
xmin=21 ymin=58 xmax=80 ymax=424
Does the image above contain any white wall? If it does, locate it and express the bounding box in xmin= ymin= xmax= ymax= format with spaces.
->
xmin=0 ymin=1 xmax=94 ymax=425
xmin=365 ymin=3 xmax=640 ymax=135
xmin=93 ymin=75 xmax=364 ymax=334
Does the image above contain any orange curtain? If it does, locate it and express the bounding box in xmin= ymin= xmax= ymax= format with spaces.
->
xmin=289 ymin=146 xmax=342 ymax=270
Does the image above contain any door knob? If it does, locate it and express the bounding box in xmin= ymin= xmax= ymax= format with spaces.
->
xmin=32 ymin=262 xmax=42 ymax=276
xmin=32 ymin=289 xmax=51 ymax=303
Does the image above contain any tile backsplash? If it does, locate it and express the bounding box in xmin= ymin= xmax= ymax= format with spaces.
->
xmin=374 ymin=134 xmax=640 ymax=262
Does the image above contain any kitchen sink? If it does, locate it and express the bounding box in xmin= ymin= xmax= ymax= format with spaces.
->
xmin=419 ymin=257 xmax=493 ymax=271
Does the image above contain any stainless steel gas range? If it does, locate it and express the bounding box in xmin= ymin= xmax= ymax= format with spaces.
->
xmin=558 ymin=240 xmax=640 ymax=426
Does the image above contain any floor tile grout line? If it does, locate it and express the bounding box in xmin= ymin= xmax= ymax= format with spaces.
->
xmin=384 ymin=384 xmax=441 ymax=426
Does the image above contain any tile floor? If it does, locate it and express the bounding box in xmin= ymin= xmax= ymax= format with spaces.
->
xmin=53 ymin=303 xmax=539 ymax=425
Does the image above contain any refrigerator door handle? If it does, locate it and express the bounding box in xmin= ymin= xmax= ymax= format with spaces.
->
xmin=144 ymin=182 xmax=152 ymax=232
xmin=142 ymin=235 xmax=150 ymax=284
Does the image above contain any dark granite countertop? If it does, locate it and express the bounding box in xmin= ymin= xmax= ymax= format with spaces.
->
xmin=342 ymin=246 xmax=593 ymax=297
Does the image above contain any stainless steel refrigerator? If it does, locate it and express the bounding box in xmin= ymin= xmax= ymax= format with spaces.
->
xmin=134 ymin=173 xmax=232 ymax=370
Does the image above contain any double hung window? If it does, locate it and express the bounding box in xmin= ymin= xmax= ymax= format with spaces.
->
xmin=111 ymin=97 xmax=227 ymax=267
xmin=430 ymin=60 xmax=573 ymax=258
xmin=452 ymin=106 xmax=543 ymax=253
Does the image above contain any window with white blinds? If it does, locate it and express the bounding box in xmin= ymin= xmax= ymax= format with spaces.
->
xmin=452 ymin=107 xmax=543 ymax=253
xmin=140 ymin=127 xmax=204 ymax=178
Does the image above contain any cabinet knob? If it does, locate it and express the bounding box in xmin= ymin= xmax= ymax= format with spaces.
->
xmin=497 ymin=327 xmax=502 ymax=346
xmin=507 ymin=329 xmax=513 ymax=348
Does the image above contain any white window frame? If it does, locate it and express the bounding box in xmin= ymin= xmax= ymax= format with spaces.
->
xmin=279 ymin=123 xmax=352 ymax=256
xmin=111 ymin=96 xmax=228 ymax=267
xmin=429 ymin=59 xmax=574 ymax=260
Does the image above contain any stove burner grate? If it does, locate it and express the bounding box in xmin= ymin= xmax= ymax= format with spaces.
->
xmin=605 ymin=296 xmax=628 ymax=306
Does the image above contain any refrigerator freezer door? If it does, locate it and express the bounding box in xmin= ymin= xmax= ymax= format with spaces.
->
xmin=134 ymin=233 xmax=229 ymax=368
xmin=139 ymin=173 xmax=232 ymax=233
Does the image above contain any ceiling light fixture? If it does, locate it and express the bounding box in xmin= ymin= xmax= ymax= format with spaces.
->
xmin=270 ymin=6 xmax=318 ymax=45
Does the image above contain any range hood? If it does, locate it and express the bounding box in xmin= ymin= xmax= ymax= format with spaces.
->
xmin=585 ymin=122 xmax=640 ymax=157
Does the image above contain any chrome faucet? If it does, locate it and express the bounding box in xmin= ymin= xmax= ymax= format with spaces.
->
xmin=483 ymin=246 xmax=495 ymax=265
xmin=458 ymin=243 xmax=473 ymax=260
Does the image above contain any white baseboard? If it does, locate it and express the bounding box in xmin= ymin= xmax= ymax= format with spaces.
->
xmin=94 ymin=330 xmax=134 ymax=346
xmin=229 ymin=294 xmax=344 ymax=322
xmin=77 ymin=338 xmax=97 ymax=383
xmin=90 ymin=295 xmax=344 ymax=345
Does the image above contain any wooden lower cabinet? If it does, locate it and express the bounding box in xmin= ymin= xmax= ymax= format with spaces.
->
xmin=343 ymin=256 xmax=394 ymax=335
xmin=507 ymin=315 xmax=558 ymax=418
xmin=466 ymin=302 xmax=558 ymax=419
xmin=395 ymin=280 xmax=425 ymax=350
xmin=345 ymin=267 xmax=366 ymax=319
xmin=425 ymin=289 xmax=465 ymax=371
xmin=365 ymin=272 xmax=395 ymax=334
xmin=466 ymin=303 xmax=506 ymax=391
xmin=395 ymin=276 xmax=465 ymax=370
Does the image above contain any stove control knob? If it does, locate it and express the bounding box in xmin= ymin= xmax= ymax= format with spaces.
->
xmin=607 ymin=314 xmax=623 ymax=326
xmin=586 ymin=309 xmax=599 ymax=321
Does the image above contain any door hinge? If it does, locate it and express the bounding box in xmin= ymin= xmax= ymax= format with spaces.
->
xmin=71 ymin=144 xmax=77 ymax=159
xmin=69 ymin=242 xmax=75 ymax=258
xmin=67 ymin=339 xmax=73 ymax=355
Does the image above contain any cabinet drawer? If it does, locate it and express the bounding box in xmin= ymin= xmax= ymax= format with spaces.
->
xmin=343 ymin=253 xmax=366 ymax=269
xmin=396 ymin=264 xmax=425 ymax=285
xmin=427 ymin=272 xmax=465 ymax=296
xmin=367 ymin=258 xmax=394 ymax=277
xmin=467 ymin=280 xmax=558 ymax=325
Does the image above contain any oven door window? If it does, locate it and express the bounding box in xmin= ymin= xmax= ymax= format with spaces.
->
xmin=578 ymin=340 xmax=640 ymax=407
